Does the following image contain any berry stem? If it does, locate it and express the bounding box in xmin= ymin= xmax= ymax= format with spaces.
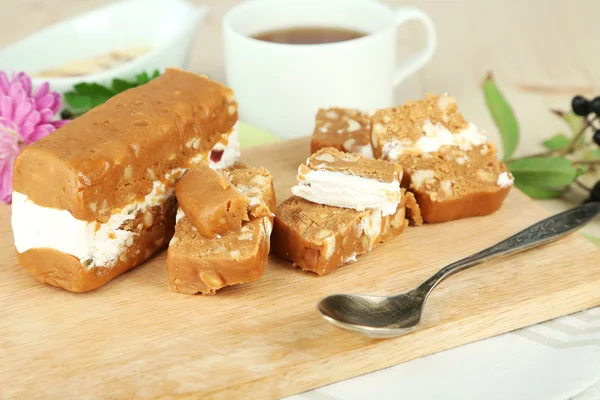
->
xmin=562 ymin=116 xmax=597 ymax=155
xmin=573 ymin=179 xmax=592 ymax=192
xmin=573 ymin=160 xmax=600 ymax=165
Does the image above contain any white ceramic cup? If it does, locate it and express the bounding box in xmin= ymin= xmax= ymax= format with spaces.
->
xmin=223 ymin=0 xmax=437 ymax=139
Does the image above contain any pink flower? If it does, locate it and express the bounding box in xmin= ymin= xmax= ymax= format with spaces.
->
xmin=0 ymin=71 xmax=67 ymax=203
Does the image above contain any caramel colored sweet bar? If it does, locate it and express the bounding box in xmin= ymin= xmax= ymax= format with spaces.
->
xmin=402 ymin=145 xmax=513 ymax=222
xmin=13 ymin=68 xmax=237 ymax=222
xmin=167 ymin=167 xmax=276 ymax=295
xmin=302 ymin=147 xmax=400 ymax=182
xmin=175 ymin=162 xmax=250 ymax=238
xmin=292 ymin=147 xmax=402 ymax=216
xmin=17 ymin=197 xmax=177 ymax=292
xmin=311 ymin=108 xmax=373 ymax=157
xmin=168 ymin=216 xmax=272 ymax=295
xmin=371 ymin=94 xmax=470 ymax=160
xmin=370 ymin=93 xmax=513 ymax=223
xmin=272 ymin=196 xmax=407 ymax=276
xmin=11 ymin=68 xmax=238 ymax=292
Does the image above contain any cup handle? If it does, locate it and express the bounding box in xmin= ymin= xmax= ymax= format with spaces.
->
xmin=393 ymin=6 xmax=437 ymax=85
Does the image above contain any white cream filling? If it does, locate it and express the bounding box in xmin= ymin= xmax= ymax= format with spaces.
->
xmin=291 ymin=169 xmax=401 ymax=216
xmin=209 ymin=123 xmax=240 ymax=169
xmin=191 ymin=122 xmax=240 ymax=169
xmin=11 ymin=171 xmax=179 ymax=269
xmin=11 ymin=127 xmax=241 ymax=269
xmin=383 ymin=120 xmax=487 ymax=161
xmin=497 ymin=171 xmax=514 ymax=188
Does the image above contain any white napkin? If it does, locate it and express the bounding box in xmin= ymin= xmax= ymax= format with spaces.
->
xmin=286 ymin=307 xmax=600 ymax=400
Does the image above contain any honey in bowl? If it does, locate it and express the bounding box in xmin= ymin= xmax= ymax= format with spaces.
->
xmin=252 ymin=26 xmax=367 ymax=45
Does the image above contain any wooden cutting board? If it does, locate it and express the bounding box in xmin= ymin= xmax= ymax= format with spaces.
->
xmin=2 ymin=137 xmax=600 ymax=399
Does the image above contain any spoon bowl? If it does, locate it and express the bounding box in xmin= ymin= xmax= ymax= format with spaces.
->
xmin=318 ymin=291 xmax=426 ymax=338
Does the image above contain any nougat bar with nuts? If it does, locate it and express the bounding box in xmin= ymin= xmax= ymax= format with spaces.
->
xmin=291 ymin=147 xmax=402 ymax=216
xmin=11 ymin=68 xmax=239 ymax=292
xmin=371 ymin=93 xmax=513 ymax=223
xmin=167 ymin=167 xmax=275 ymax=295
xmin=272 ymin=195 xmax=410 ymax=276
xmin=311 ymin=108 xmax=373 ymax=157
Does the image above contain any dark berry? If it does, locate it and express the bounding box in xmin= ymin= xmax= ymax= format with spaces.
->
xmin=590 ymin=96 xmax=600 ymax=116
xmin=591 ymin=181 xmax=600 ymax=202
xmin=594 ymin=130 xmax=600 ymax=146
xmin=572 ymin=95 xmax=590 ymax=116
xmin=60 ymin=109 xmax=74 ymax=119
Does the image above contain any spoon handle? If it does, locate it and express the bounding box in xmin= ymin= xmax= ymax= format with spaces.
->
xmin=419 ymin=201 xmax=600 ymax=297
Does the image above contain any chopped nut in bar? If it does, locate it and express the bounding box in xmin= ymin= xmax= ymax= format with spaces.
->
xmin=272 ymin=196 xmax=408 ymax=276
xmin=371 ymin=93 xmax=513 ymax=223
xmin=291 ymin=147 xmax=402 ymax=216
xmin=311 ymin=108 xmax=373 ymax=157
xmin=167 ymin=167 xmax=275 ymax=295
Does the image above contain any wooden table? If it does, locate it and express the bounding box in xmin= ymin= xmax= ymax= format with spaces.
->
xmin=3 ymin=0 xmax=600 ymax=228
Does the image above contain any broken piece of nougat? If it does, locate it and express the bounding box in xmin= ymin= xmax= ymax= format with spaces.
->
xmin=175 ymin=162 xmax=251 ymax=238
xmin=272 ymin=195 xmax=409 ymax=276
xmin=291 ymin=147 xmax=402 ymax=216
xmin=371 ymin=94 xmax=513 ymax=223
xmin=167 ymin=167 xmax=275 ymax=295
xmin=311 ymin=108 xmax=373 ymax=157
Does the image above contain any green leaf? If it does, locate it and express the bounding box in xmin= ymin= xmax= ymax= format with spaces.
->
xmin=111 ymin=78 xmax=137 ymax=94
xmin=542 ymin=134 xmax=570 ymax=150
xmin=507 ymin=156 xmax=578 ymax=187
xmin=72 ymin=82 xmax=114 ymax=97
xmin=135 ymin=71 xmax=150 ymax=85
xmin=561 ymin=111 xmax=585 ymax=137
xmin=584 ymin=149 xmax=600 ymax=160
xmin=581 ymin=233 xmax=600 ymax=248
xmin=514 ymin=181 xmax=566 ymax=199
xmin=64 ymin=82 xmax=115 ymax=110
xmin=483 ymin=72 xmax=519 ymax=160
xmin=63 ymin=92 xmax=91 ymax=110
xmin=64 ymin=70 xmax=161 ymax=112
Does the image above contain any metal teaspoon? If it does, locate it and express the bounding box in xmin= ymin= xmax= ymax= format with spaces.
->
xmin=317 ymin=201 xmax=600 ymax=338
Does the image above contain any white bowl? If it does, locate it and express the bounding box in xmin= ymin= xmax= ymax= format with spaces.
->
xmin=0 ymin=0 xmax=207 ymax=94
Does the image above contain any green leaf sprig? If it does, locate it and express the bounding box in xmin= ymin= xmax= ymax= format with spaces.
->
xmin=482 ymin=72 xmax=591 ymax=200
xmin=61 ymin=70 xmax=160 ymax=119
xmin=483 ymin=72 xmax=600 ymax=247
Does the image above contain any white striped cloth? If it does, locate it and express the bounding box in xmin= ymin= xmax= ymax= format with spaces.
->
xmin=286 ymin=307 xmax=600 ymax=400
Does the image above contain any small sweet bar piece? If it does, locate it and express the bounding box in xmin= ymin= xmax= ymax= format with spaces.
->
xmin=11 ymin=68 xmax=239 ymax=292
xmin=167 ymin=168 xmax=275 ymax=295
xmin=371 ymin=93 xmax=514 ymax=223
xmin=311 ymin=108 xmax=373 ymax=157
xmin=291 ymin=147 xmax=402 ymax=216
xmin=272 ymin=196 xmax=408 ymax=276
xmin=223 ymin=167 xmax=275 ymax=220
xmin=167 ymin=216 xmax=272 ymax=295
xmin=175 ymin=162 xmax=250 ymax=238
xmin=404 ymin=191 xmax=423 ymax=226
